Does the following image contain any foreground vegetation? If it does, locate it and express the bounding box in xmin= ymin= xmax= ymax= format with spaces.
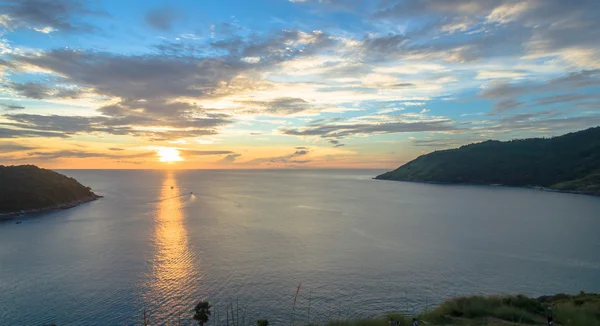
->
xmin=376 ymin=126 xmax=600 ymax=196
xmin=142 ymin=292 xmax=599 ymax=326
xmin=315 ymin=293 xmax=600 ymax=326
xmin=306 ymin=292 xmax=599 ymax=326
xmin=0 ymin=165 xmax=100 ymax=215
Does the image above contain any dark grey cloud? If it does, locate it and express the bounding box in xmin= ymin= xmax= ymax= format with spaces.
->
xmin=15 ymin=49 xmax=248 ymax=101
xmin=4 ymin=82 xmax=83 ymax=100
xmin=26 ymin=150 xmax=154 ymax=160
xmin=493 ymin=99 xmax=524 ymax=112
xmin=1 ymin=103 xmax=25 ymax=110
xmin=0 ymin=0 xmax=105 ymax=33
xmin=371 ymin=1 xmax=600 ymax=64
xmin=0 ymin=59 xmax=16 ymax=70
xmin=182 ymin=150 xmax=234 ymax=156
xmin=0 ymin=127 xmax=68 ymax=138
xmin=362 ymin=33 xmax=409 ymax=55
xmin=0 ymin=142 xmax=35 ymax=152
xmin=219 ymin=153 xmax=241 ymax=163
xmin=3 ymin=113 xmax=100 ymax=134
xmin=482 ymin=70 xmax=600 ymax=100
xmin=290 ymin=0 xmax=368 ymax=11
xmin=109 ymin=147 xmax=124 ymax=151
xmin=1 ymin=110 xmax=230 ymax=140
xmin=280 ymin=118 xmax=456 ymax=139
xmin=534 ymin=93 xmax=599 ymax=106
xmin=5 ymin=47 xmax=243 ymax=140
xmin=486 ymin=114 xmax=600 ymax=135
xmin=481 ymin=70 xmax=600 ymax=113
xmin=98 ymin=100 xmax=233 ymax=130
xmin=210 ymin=29 xmax=335 ymax=63
xmin=6 ymin=82 xmax=51 ymax=99
xmin=376 ymin=0 xmax=500 ymax=19
xmin=238 ymin=97 xmax=313 ymax=115
xmin=6 ymin=31 xmax=336 ymax=141
xmin=243 ymin=148 xmax=311 ymax=166
xmin=145 ymin=7 xmax=178 ymax=31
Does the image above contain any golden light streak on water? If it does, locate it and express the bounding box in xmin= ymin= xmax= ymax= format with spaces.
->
xmin=144 ymin=171 xmax=198 ymax=322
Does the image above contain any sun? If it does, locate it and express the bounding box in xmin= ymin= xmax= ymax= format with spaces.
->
xmin=156 ymin=147 xmax=183 ymax=163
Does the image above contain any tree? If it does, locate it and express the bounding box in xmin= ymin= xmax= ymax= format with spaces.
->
xmin=257 ymin=319 xmax=269 ymax=326
xmin=193 ymin=300 xmax=212 ymax=326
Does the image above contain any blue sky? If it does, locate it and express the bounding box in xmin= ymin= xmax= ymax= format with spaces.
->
xmin=1 ymin=0 xmax=599 ymax=168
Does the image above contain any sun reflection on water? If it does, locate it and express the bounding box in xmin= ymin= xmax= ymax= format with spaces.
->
xmin=144 ymin=172 xmax=199 ymax=322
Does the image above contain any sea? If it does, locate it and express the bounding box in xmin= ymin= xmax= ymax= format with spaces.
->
xmin=1 ymin=169 xmax=599 ymax=325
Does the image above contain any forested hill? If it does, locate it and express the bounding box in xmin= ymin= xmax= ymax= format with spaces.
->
xmin=376 ymin=126 xmax=600 ymax=195
xmin=0 ymin=165 xmax=100 ymax=214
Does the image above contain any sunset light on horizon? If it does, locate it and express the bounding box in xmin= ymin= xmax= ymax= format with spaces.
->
xmin=0 ymin=0 xmax=599 ymax=169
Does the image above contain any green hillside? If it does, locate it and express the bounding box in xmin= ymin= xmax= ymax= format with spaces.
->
xmin=376 ymin=127 xmax=600 ymax=195
xmin=0 ymin=165 xmax=99 ymax=214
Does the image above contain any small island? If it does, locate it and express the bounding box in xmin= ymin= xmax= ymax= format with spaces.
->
xmin=0 ymin=165 xmax=101 ymax=219
xmin=376 ymin=126 xmax=600 ymax=196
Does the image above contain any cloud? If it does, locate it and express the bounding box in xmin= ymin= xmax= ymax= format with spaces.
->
xmin=0 ymin=127 xmax=68 ymax=138
xmin=0 ymin=0 xmax=104 ymax=33
xmin=1 ymin=103 xmax=25 ymax=110
xmin=219 ymin=153 xmax=242 ymax=163
xmin=26 ymin=150 xmax=154 ymax=160
xmin=534 ymin=93 xmax=598 ymax=106
xmin=280 ymin=113 xmax=456 ymax=139
xmin=145 ymin=7 xmax=178 ymax=31
xmin=481 ymin=69 xmax=600 ymax=112
xmin=14 ymin=49 xmax=248 ymax=101
xmin=237 ymin=97 xmax=313 ymax=115
xmin=487 ymin=115 xmax=600 ymax=135
xmin=493 ymin=99 xmax=524 ymax=112
xmin=3 ymin=113 xmax=103 ymax=134
xmin=237 ymin=30 xmax=335 ymax=61
xmin=182 ymin=150 xmax=234 ymax=157
xmin=0 ymin=142 xmax=35 ymax=152
xmin=1 ymin=111 xmax=231 ymax=140
xmin=287 ymin=0 xmax=366 ymax=11
xmin=374 ymin=0 xmax=600 ymax=67
xmin=362 ymin=34 xmax=409 ymax=56
xmin=243 ymin=148 xmax=311 ymax=166
xmin=4 ymin=82 xmax=84 ymax=99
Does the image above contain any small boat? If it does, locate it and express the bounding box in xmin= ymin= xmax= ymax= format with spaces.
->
xmin=170 ymin=186 xmax=174 ymax=189
xmin=16 ymin=221 xmax=22 ymax=224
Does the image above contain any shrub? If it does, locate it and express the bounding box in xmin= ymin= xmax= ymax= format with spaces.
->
xmin=492 ymin=305 xmax=535 ymax=324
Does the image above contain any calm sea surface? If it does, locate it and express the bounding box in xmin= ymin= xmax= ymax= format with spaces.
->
xmin=1 ymin=169 xmax=599 ymax=325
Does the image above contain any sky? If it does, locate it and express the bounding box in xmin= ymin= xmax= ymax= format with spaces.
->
xmin=0 ymin=0 xmax=599 ymax=169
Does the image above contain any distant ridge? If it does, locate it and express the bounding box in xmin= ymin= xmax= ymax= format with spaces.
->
xmin=0 ymin=165 xmax=101 ymax=217
xmin=376 ymin=127 xmax=600 ymax=196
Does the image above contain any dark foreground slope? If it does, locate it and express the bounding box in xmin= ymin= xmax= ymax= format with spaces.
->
xmin=376 ymin=127 xmax=600 ymax=195
xmin=0 ymin=165 xmax=100 ymax=216
xmin=321 ymin=292 xmax=600 ymax=326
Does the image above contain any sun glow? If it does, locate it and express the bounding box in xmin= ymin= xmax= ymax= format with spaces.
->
xmin=156 ymin=147 xmax=183 ymax=163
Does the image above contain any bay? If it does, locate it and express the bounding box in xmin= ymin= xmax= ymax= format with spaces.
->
xmin=1 ymin=169 xmax=599 ymax=325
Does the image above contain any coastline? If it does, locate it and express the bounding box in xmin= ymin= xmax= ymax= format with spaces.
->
xmin=373 ymin=177 xmax=600 ymax=197
xmin=0 ymin=194 xmax=103 ymax=221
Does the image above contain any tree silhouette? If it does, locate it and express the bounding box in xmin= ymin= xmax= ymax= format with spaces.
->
xmin=193 ymin=300 xmax=212 ymax=326
xmin=257 ymin=319 xmax=269 ymax=326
